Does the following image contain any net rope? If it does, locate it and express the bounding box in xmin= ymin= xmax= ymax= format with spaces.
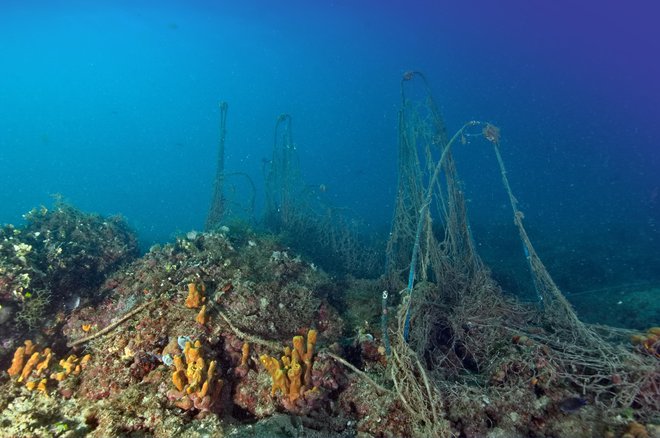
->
xmin=384 ymin=72 xmax=659 ymax=432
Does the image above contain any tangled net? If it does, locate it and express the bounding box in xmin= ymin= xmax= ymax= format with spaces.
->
xmin=385 ymin=71 xmax=659 ymax=434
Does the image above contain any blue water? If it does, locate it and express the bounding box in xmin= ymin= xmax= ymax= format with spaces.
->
xmin=1 ymin=1 xmax=659 ymax=295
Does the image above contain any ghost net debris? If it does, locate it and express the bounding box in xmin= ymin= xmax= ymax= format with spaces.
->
xmin=385 ymin=72 xmax=658 ymax=433
xmin=206 ymin=102 xmax=256 ymax=230
xmin=263 ymin=114 xmax=381 ymax=277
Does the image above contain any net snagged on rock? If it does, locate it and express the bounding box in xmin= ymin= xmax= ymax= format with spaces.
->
xmin=383 ymin=71 xmax=659 ymax=436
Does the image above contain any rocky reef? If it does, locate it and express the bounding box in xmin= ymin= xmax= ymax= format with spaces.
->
xmin=0 ymin=205 xmax=658 ymax=437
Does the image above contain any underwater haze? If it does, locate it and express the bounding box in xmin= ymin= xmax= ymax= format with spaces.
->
xmin=1 ymin=1 xmax=659 ymax=312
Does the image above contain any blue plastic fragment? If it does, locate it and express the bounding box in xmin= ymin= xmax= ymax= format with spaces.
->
xmin=177 ymin=336 xmax=192 ymax=350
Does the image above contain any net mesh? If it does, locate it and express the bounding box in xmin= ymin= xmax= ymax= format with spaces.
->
xmin=263 ymin=114 xmax=382 ymax=277
xmin=206 ymin=102 xmax=256 ymax=229
xmin=385 ymin=72 xmax=659 ymax=434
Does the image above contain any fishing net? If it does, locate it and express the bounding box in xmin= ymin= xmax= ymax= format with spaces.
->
xmin=263 ymin=114 xmax=381 ymax=277
xmin=385 ymin=72 xmax=659 ymax=434
xmin=264 ymin=114 xmax=304 ymax=233
xmin=206 ymin=102 xmax=256 ymax=230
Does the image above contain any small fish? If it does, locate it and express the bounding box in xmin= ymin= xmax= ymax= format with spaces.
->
xmin=558 ymin=397 xmax=587 ymax=413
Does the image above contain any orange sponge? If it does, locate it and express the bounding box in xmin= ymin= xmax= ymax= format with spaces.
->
xmin=185 ymin=282 xmax=206 ymax=308
xmin=287 ymin=362 xmax=302 ymax=402
xmin=7 ymin=345 xmax=26 ymax=377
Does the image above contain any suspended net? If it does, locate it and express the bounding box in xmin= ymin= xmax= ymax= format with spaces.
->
xmin=264 ymin=114 xmax=304 ymax=232
xmin=206 ymin=102 xmax=256 ymax=230
xmin=385 ymin=72 xmax=658 ymax=434
xmin=263 ymin=114 xmax=382 ymax=277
